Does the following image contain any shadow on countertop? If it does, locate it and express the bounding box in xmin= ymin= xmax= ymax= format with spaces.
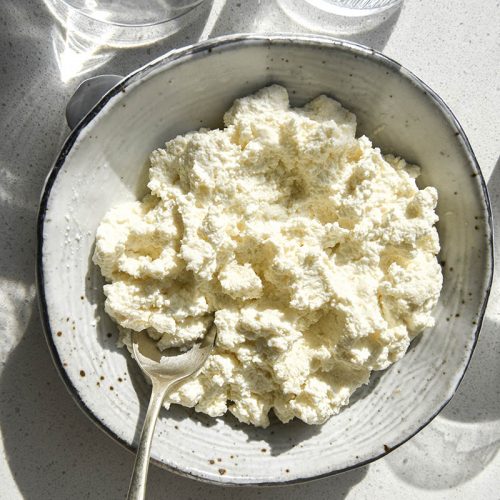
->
xmin=383 ymin=315 xmax=500 ymax=490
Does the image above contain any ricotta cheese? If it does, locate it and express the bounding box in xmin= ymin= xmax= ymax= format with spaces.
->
xmin=93 ymin=85 xmax=443 ymax=427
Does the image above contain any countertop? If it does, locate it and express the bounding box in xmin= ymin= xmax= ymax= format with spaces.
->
xmin=0 ymin=0 xmax=499 ymax=498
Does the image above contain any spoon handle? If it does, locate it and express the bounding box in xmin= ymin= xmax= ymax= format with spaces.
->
xmin=127 ymin=380 xmax=171 ymax=500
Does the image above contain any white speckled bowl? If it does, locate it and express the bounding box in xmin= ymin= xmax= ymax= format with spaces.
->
xmin=37 ymin=34 xmax=493 ymax=485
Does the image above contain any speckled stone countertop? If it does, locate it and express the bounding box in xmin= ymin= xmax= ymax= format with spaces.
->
xmin=0 ymin=0 xmax=499 ymax=498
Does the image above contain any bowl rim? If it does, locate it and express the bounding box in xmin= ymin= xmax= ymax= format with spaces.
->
xmin=36 ymin=33 xmax=494 ymax=486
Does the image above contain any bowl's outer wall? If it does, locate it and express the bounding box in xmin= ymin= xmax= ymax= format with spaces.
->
xmin=38 ymin=35 xmax=493 ymax=485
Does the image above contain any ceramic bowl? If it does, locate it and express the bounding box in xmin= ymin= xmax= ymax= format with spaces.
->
xmin=37 ymin=34 xmax=493 ymax=485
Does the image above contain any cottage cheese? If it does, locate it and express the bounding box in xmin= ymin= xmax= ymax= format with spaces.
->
xmin=93 ymin=85 xmax=443 ymax=427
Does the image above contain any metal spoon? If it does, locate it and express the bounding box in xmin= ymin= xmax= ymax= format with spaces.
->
xmin=127 ymin=321 xmax=217 ymax=500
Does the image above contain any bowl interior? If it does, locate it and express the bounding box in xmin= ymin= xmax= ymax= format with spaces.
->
xmin=39 ymin=36 xmax=492 ymax=484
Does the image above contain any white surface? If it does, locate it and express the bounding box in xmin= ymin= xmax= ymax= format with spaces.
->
xmin=0 ymin=0 xmax=498 ymax=498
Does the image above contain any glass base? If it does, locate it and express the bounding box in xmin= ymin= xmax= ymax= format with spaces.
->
xmin=278 ymin=0 xmax=403 ymax=34
xmin=306 ymin=0 xmax=403 ymax=16
xmin=44 ymin=0 xmax=208 ymax=47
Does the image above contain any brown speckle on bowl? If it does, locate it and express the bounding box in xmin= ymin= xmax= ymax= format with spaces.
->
xmin=79 ymin=370 xmax=85 ymax=377
xmin=218 ymin=468 xmax=226 ymax=475
xmin=261 ymin=448 xmax=267 ymax=453
xmin=383 ymin=444 xmax=392 ymax=453
xmin=56 ymin=331 xmax=62 ymax=337
xmin=285 ymin=469 xmax=290 ymax=473
xmin=209 ymin=459 xmax=215 ymax=465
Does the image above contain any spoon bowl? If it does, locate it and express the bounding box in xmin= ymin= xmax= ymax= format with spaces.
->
xmin=132 ymin=320 xmax=216 ymax=382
